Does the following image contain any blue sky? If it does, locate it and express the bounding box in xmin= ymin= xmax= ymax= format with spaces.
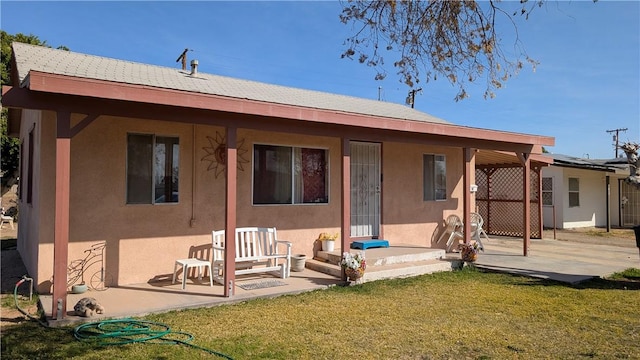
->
xmin=2 ymin=1 xmax=638 ymax=159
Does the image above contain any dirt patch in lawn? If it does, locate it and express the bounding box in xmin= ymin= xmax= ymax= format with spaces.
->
xmin=1 ymin=237 xmax=40 ymax=330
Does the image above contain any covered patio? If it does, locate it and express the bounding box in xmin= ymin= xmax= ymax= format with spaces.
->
xmin=36 ymin=234 xmax=640 ymax=327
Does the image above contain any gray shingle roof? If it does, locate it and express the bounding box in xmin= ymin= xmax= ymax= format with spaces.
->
xmin=12 ymin=42 xmax=450 ymax=125
xmin=551 ymin=153 xmax=629 ymax=172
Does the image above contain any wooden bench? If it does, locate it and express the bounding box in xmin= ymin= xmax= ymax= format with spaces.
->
xmin=211 ymin=227 xmax=292 ymax=284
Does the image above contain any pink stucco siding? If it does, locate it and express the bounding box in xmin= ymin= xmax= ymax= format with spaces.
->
xmin=23 ymin=113 xmax=472 ymax=293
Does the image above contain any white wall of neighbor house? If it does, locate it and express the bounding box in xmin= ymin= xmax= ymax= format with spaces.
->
xmin=563 ymin=168 xmax=603 ymax=228
xmin=542 ymin=166 xmax=624 ymax=229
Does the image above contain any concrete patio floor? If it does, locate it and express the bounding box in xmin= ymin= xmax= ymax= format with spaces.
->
xmin=472 ymin=236 xmax=639 ymax=284
xmin=40 ymin=268 xmax=342 ymax=327
xmin=29 ymin=233 xmax=640 ymax=327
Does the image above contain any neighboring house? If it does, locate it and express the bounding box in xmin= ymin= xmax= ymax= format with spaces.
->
xmin=541 ymin=154 xmax=639 ymax=229
xmin=2 ymin=43 xmax=553 ymax=318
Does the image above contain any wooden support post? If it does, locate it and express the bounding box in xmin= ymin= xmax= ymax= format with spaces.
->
xmin=223 ymin=126 xmax=237 ymax=297
xmin=341 ymin=138 xmax=351 ymax=281
xmin=52 ymin=111 xmax=71 ymax=319
xmin=536 ymin=166 xmax=544 ymax=239
xmin=606 ymin=175 xmax=611 ymax=232
xmin=519 ymin=153 xmax=531 ymax=256
xmin=463 ymin=148 xmax=472 ymax=244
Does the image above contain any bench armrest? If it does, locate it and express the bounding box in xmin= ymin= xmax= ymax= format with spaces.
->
xmin=275 ymin=240 xmax=292 ymax=255
xmin=212 ymin=244 xmax=225 ymax=261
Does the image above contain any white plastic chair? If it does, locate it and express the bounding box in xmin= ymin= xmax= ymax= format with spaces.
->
xmin=470 ymin=212 xmax=489 ymax=251
xmin=1 ymin=208 xmax=14 ymax=230
xmin=437 ymin=214 xmax=464 ymax=252
xmin=172 ymin=243 xmax=213 ymax=290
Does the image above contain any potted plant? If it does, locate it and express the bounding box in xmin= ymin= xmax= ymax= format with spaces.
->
xmin=340 ymin=251 xmax=366 ymax=282
xmin=318 ymin=232 xmax=339 ymax=252
xmin=459 ymin=241 xmax=480 ymax=262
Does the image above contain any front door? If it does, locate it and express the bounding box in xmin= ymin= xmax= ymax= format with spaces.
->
xmin=350 ymin=142 xmax=381 ymax=238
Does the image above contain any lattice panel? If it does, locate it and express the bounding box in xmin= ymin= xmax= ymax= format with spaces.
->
xmin=476 ymin=169 xmax=489 ymax=199
xmin=475 ymin=166 xmax=541 ymax=238
xmin=488 ymin=202 xmax=524 ymax=236
xmin=494 ymin=168 xmax=522 ymax=200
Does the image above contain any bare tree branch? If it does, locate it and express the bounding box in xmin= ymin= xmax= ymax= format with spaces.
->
xmin=339 ymin=0 xmax=551 ymax=101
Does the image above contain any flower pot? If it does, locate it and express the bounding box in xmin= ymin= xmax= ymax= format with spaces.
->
xmin=321 ymin=240 xmax=335 ymax=252
xmin=291 ymin=254 xmax=306 ymax=272
xmin=461 ymin=249 xmax=478 ymax=262
xmin=345 ymin=267 xmax=365 ymax=281
xmin=71 ymin=283 xmax=88 ymax=294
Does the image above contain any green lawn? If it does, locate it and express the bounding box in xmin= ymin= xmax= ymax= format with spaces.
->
xmin=2 ymin=267 xmax=639 ymax=359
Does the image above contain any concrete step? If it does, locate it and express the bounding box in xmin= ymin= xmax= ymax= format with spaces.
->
xmin=314 ymin=244 xmax=446 ymax=266
xmin=305 ymin=259 xmax=342 ymax=277
xmin=305 ymin=257 xmax=456 ymax=283
xmin=362 ymin=259 xmax=454 ymax=282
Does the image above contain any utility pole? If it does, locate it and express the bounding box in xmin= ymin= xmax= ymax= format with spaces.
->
xmin=405 ymin=88 xmax=422 ymax=108
xmin=606 ymin=128 xmax=628 ymax=157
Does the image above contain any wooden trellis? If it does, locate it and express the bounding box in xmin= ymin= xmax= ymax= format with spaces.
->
xmin=475 ymin=165 xmax=542 ymax=238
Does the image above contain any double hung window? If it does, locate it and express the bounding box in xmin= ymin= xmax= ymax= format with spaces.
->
xmin=568 ymin=177 xmax=580 ymax=207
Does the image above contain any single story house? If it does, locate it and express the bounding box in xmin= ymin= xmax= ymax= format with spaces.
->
xmin=541 ymin=154 xmax=639 ymax=229
xmin=2 ymin=43 xmax=553 ymax=319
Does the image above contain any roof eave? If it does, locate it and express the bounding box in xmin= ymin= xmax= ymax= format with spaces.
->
xmin=12 ymin=70 xmax=555 ymax=149
xmin=552 ymin=162 xmax=616 ymax=172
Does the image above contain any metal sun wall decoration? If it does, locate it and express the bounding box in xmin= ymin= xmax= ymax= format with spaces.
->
xmin=201 ymin=132 xmax=249 ymax=179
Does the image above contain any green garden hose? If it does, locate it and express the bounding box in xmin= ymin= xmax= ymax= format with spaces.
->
xmin=14 ymin=276 xmax=232 ymax=359
xmin=73 ymin=319 xmax=233 ymax=359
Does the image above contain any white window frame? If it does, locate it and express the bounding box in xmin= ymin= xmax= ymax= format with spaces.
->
xmin=568 ymin=177 xmax=580 ymax=208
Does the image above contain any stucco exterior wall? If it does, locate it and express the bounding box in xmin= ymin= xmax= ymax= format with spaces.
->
xmin=27 ymin=114 xmax=468 ymax=291
xmin=66 ymin=117 xmax=220 ymax=288
xmin=381 ymin=142 xmax=466 ymax=248
xmin=236 ymin=129 xmax=343 ymax=257
xmin=17 ymin=110 xmax=58 ymax=293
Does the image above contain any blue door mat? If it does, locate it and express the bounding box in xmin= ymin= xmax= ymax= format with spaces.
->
xmin=350 ymin=240 xmax=390 ymax=250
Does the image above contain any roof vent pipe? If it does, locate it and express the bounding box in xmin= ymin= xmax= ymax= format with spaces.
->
xmin=190 ymin=59 xmax=198 ymax=76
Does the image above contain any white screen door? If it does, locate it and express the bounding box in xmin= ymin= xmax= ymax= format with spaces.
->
xmin=350 ymin=142 xmax=381 ymax=238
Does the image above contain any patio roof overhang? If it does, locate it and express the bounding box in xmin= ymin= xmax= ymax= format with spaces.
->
xmin=3 ymin=70 xmax=554 ymax=152
xmin=475 ymin=149 xmax=553 ymax=168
